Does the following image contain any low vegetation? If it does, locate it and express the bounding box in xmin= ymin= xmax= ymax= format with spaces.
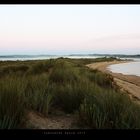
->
xmin=0 ymin=57 xmax=140 ymax=129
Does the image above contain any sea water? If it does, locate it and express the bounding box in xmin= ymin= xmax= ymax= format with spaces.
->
xmin=108 ymin=59 xmax=140 ymax=77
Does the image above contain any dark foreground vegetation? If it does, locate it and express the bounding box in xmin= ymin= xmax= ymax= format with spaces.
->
xmin=0 ymin=57 xmax=140 ymax=129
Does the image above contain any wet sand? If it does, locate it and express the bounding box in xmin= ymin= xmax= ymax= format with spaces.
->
xmin=87 ymin=60 xmax=140 ymax=102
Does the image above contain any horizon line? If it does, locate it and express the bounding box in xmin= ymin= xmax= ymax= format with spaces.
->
xmin=0 ymin=53 xmax=140 ymax=56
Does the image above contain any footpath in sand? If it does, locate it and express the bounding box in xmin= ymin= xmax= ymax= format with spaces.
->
xmin=24 ymin=110 xmax=80 ymax=129
xmin=87 ymin=60 xmax=140 ymax=102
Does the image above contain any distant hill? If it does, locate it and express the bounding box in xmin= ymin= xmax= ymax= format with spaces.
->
xmin=69 ymin=54 xmax=140 ymax=58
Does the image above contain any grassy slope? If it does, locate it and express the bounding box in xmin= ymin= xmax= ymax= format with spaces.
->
xmin=0 ymin=57 xmax=140 ymax=129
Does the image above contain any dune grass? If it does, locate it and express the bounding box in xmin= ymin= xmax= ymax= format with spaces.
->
xmin=0 ymin=57 xmax=140 ymax=129
xmin=0 ymin=76 xmax=25 ymax=128
xmin=23 ymin=74 xmax=53 ymax=116
xmin=79 ymin=89 xmax=140 ymax=129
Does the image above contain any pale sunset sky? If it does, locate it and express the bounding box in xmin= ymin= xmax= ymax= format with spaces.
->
xmin=0 ymin=4 xmax=140 ymax=55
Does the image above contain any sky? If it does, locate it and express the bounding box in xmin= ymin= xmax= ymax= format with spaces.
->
xmin=0 ymin=5 xmax=140 ymax=55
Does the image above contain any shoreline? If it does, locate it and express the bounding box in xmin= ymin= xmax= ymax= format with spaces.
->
xmin=87 ymin=60 xmax=140 ymax=102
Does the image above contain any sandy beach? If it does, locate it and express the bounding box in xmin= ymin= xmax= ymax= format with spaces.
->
xmin=87 ymin=60 xmax=140 ymax=102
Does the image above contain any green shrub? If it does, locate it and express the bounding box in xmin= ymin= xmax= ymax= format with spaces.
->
xmin=0 ymin=65 xmax=29 ymax=77
xmin=24 ymin=74 xmax=53 ymax=116
xmin=79 ymin=89 xmax=140 ymax=129
xmin=27 ymin=62 xmax=46 ymax=75
xmin=0 ymin=76 xmax=25 ymax=128
xmin=49 ymin=60 xmax=79 ymax=84
xmin=26 ymin=59 xmax=56 ymax=75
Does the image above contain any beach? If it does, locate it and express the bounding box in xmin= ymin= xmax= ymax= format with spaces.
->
xmin=87 ymin=60 xmax=140 ymax=102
